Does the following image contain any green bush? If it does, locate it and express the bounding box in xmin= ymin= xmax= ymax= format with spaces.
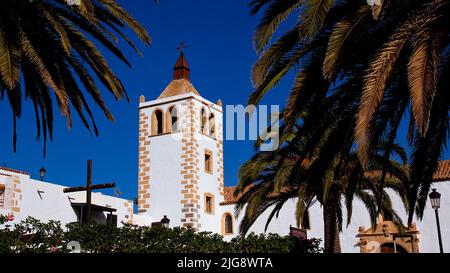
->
xmin=0 ymin=216 xmax=322 ymax=253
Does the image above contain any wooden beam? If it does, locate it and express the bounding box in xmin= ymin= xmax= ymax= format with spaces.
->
xmin=86 ymin=160 xmax=92 ymax=224
xmin=62 ymin=160 xmax=116 ymax=224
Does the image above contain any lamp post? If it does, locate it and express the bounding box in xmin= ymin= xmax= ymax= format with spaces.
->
xmin=161 ymin=215 xmax=170 ymax=228
xmin=39 ymin=166 xmax=46 ymax=181
xmin=429 ymin=189 xmax=444 ymax=253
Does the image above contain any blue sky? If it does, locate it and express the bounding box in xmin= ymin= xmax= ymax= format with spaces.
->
xmin=0 ymin=0 xmax=448 ymax=201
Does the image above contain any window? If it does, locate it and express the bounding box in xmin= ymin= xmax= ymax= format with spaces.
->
xmin=206 ymin=196 xmax=212 ymax=213
xmin=204 ymin=193 xmax=215 ymax=214
xmin=0 ymin=185 xmax=5 ymax=209
xmin=106 ymin=214 xmax=118 ymax=227
xmin=223 ymin=213 xmax=233 ymax=235
xmin=151 ymin=109 xmax=164 ymax=135
xmin=170 ymin=107 xmax=178 ymax=132
xmin=166 ymin=106 xmax=179 ymax=133
xmin=204 ymin=150 xmax=213 ymax=174
xmin=209 ymin=113 xmax=215 ymax=138
xmin=380 ymin=243 xmax=408 ymax=253
xmin=200 ymin=108 xmax=207 ymax=134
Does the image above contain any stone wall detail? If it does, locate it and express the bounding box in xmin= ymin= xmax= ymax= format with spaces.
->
xmin=216 ymin=119 xmax=224 ymax=198
xmin=138 ymin=106 xmax=151 ymax=214
xmin=358 ymin=216 xmax=420 ymax=253
xmin=180 ymin=99 xmax=201 ymax=229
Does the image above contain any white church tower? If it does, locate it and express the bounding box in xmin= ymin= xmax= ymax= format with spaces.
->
xmin=137 ymin=52 xmax=225 ymax=231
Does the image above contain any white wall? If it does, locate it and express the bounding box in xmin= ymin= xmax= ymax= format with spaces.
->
xmin=0 ymin=172 xmax=78 ymax=226
xmin=140 ymin=95 xmax=186 ymax=227
xmin=147 ymin=131 xmax=184 ymax=225
xmin=194 ymin=98 xmax=223 ymax=234
xmin=140 ymin=93 xmax=225 ymax=233
xmin=220 ymin=199 xmax=327 ymax=243
xmin=0 ymin=169 xmax=136 ymax=229
xmin=221 ymin=181 xmax=450 ymax=253
xmin=407 ymin=182 xmax=450 ymax=253
xmin=221 ymin=198 xmax=372 ymax=252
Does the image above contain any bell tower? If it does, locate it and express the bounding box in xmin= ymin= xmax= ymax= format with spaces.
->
xmin=137 ymin=52 xmax=224 ymax=231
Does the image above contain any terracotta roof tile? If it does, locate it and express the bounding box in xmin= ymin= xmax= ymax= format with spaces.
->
xmin=220 ymin=185 xmax=291 ymax=206
xmin=157 ymin=52 xmax=200 ymax=99
xmin=158 ymin=79 xmax=200 ymax=99
xmin=173 ymin=51 xmax=190 ymax=81
xmin=220 ymin=186 xmax=241 ymax=206
xmin=434 ymin=160 xmax=450 ymax=182
xmin=0 ymin=167 xmax=29 ymax=176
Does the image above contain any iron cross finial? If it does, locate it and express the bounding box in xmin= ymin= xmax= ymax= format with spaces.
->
xmin=176 ymin=41 xmax=188 ymax=52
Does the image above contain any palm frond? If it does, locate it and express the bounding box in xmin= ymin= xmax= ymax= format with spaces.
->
xmin=299 ymin=0 xmax=334 ymax=39
xmin=253 ymin=0 xmax=303 ymax=53
xmin=323 ymin=6 xmax=370 ymax=80
xmin=407 ymin=31 xmax=440 ymax=136
xmin=356 ymin=27 xmax=411 ymax=168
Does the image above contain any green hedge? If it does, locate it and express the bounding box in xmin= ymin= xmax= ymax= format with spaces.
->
xmin=0 ymin=216 xmax=322 ymax=253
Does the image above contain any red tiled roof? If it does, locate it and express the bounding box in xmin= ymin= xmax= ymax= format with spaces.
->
xmin=0 ymin=167 xmax=29 ymax=176
xmin=173 ymin=51 xmax=190 ymax=81
xmin=220 ymin=185 xmax=291 ymax=206
xmin=433 ymin=160 xmax=450 ymax=182
xmin=221 ymin=160 xmax=450 ymax=205
xmin=220 ymin=186 xmax=242 ymax=206
xmin=158 ymin=52 xmax=200 ymax=99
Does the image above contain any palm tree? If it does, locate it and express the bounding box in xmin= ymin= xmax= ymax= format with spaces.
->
xmin=0 ymin=0 xmax=152 ymax=155
xmin=235 ymin=124 xmax=410 ymax=253
xmin=248 ymin=0 xmax=449 ymax=225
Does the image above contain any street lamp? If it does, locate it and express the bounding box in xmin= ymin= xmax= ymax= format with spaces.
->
xmin=161 ymin=215 xmax=170 ymax=228
xmin=39 ymin=166 xmax=46 ymax=181
xmin=429 ymin=188 xmax=444 ymax=253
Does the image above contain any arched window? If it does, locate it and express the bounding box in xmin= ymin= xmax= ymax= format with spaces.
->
xmin=166 ymin=106 xmax=178 ymax=133
xmin=171 ymin=107 xmax=178 ymax=132
xmin=152 ymin=109 xmax=164 ymax=135
xmin=222 ymin=213 xmax=233 ymax=235
xmin=209 ymin=113 xmax=215 ymax=137
xmin=200 ymin=108 xmax=208 ymax=134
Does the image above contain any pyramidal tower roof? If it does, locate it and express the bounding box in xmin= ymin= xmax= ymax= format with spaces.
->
xmin=158 ymin=52 xmax=200 ymax=99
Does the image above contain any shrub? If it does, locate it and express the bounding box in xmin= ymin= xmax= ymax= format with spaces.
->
xmin=0 ymin=216 xmax=322 ymax=253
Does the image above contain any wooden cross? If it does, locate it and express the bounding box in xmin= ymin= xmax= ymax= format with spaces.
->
xmin=63 ymin=160 xmax=115 ymax=224
xmin=176 ymin=41 xmax=188 ymax=52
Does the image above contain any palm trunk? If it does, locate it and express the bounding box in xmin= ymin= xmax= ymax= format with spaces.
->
xmin=323 ymin=198 xmax=341 ymax=253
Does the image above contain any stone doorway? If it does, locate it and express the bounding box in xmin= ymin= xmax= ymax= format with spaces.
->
xmin=358 ymin=216 xmax=420 ymax=253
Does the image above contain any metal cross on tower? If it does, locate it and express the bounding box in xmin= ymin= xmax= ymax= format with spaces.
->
xmin=176 ymin=41 xmax=189 ymax=52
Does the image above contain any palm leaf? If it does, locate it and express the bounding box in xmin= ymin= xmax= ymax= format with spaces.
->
xmin=407 ymin=31 xmax=439 ymax=136
xmin=0 ymin=29 xmax=21 ymax=89
xmin=299 ymin=0 xmax=334 ymax=39
xmin=323 ymin=6 xmax=370 ymax=80
xmin=356 ymin=28 xmax=411 ymax=168
xmin=253 ymin=0 xmax=303 ymax=53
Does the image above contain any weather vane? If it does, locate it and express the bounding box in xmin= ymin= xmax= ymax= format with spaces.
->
xmin=176 ymin=41 xmax=189 ymax=52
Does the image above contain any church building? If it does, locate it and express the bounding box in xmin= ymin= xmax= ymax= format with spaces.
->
xmin=1 ymin=53 xmax=450 ymax=253
xmin=137 ymin=51 xmax=231 ymax=234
